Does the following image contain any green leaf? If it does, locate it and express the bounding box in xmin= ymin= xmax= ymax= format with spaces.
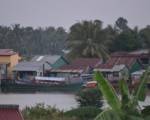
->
xmin=119 ymin=79 xmax=130 ymax=109
xmin=142 ymin=105 xmax=150 ymax=117
xmin=94 ymin=71 xmax=121 ymax=111
xmin=127 ymin=115 xmax=144 ymax=120
xmin=135 ymin=67 xmax=150 ymax=101
xmin=95 ymin=109 xmax=121 ymax=120
xmin=144 ymin=116 xmax=150 ymax=120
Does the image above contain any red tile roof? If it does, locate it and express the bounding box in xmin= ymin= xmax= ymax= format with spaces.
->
xmin=96 ymin=52 xmax=138 ymax=69
xmin=60 ymin=58 xmax=101 ymax=70
xmin=0 ymin=49 xmax=17 ymax=56
xmin=0 ymin=105 xmax=23 ymax=120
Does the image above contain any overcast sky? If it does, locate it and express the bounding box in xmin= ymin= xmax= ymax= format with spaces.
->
xmin=0 ymin=0 xmax=150 ymax=30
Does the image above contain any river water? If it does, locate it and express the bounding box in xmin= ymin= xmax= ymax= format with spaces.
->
xmin=0 ymin=93 xmax=78 ymax=111
xmin=0 ymin=93 xmax=150 ymax=110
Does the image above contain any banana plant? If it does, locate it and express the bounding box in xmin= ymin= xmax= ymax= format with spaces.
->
xmin=94 ymin=67 xmax=150 ymax=120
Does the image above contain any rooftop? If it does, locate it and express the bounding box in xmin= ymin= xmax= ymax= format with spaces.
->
xmin=96 ymin=52 xmax=139 ymax=69
xmin=0 ymin=49 xmax=17 ymax=56
xmin=31 ymin=55 xmax=61 ymax=65
xmin=0 ymin=104 xmax=23 ymax=120
xmin=51 ymin=58 xmax=101 ymax=73
xmin=14 ymin=55 xmax=63 ymax=71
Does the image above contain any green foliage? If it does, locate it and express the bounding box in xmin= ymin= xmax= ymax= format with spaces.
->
xmin=0 ymin=18 xmax=150 ymax=58
xmin=0 ymin=25 xmax=67 ymax=56
xmin=67 ymin=20 xmax=109 ymax=61
xmin=140 ymin=25 xmax=150 ymax=50
xmin=22 ymin=104 xmax=101 ymax=120
xmin=94 ymin=72 xmax=121 ymax=111
xmin=115 ymin=17 xmax=129 ymax=31
xmin=22 ymin=103 xmax=75 ymax=120
xmin=134 ymin=69 xmax=150 ymax=101
xmin=64 ymin=106 xmax=102 ymax=120
xmin=95 ymin=109 xmax=121 ymax=120
xmin=94 ymin=67 xmax=150 ymax=120
xmin=76 ymin=88 xmax=103 ymax=107
xmin=110 ymin=29 xmax=142 ymax=52
xmin=142 ymin=106 xmax=150 ymax=118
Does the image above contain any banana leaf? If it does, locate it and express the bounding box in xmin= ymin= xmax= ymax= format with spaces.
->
xmin=135 ymin=68 xmax=150 ymax=101
xmin=95 ymin=109 xmax=121 ymax=120
xmin=94 ymin=71 xmax=121 ymax=111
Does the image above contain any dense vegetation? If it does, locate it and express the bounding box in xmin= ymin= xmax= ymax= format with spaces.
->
xmin=67 ymin=17 xmax=150 ymax=59
xmin=0 ymin=25 xmax=67 ymax=57
xmin=22 ymin=104 xmax=101 ymax=120
xmin=76 ymin=88 xmax=103 ymax=107
xmin=64 ymin=106 xmax=102 ymax=120
xmin=22 ymin=103 xmax=75 ymax=120
xmin=94 ymin=67 xmax=150 ymax=120
xmin=0 ymin=17 xmax=150 ymax=59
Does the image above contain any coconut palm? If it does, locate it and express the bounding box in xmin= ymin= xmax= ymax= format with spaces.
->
xmin=94 ymin=67 xmax=150 ymax=120
xmin=67 ymin=20 xmax=109 ymax=61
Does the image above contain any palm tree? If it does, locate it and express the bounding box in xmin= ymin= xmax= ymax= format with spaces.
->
xmin=67 ymin=20 xmax=109 ymax=61
xmin=94 ymin=67 xmax=150 ymax=120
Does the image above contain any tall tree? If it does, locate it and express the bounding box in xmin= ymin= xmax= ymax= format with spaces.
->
xmin=115 ymin=17 xmax=129 ymax=32
xmin=140 ymin=25 xmax=150 ymax=50
xmin=67 ymin=20 xmax=109 ymax=61
xmin=0 ymin=25 xmax=67 ymax=58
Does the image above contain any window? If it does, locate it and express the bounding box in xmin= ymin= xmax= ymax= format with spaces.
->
xmin=113 ymin=72 xmax=119 ymax=77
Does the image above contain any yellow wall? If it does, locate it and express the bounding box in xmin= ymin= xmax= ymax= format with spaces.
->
xmin=0 ymin=54 xmax=20 ymax=78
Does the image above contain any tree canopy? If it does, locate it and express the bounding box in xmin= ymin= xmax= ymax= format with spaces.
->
xmin=0 ymin=17 xmax=149 ymax=59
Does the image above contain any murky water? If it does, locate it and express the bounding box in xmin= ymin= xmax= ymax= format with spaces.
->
xmin=0 ymin=93 xmax=149 ymax=111
xmin=0 ymin=93 xmax=78 ymax=111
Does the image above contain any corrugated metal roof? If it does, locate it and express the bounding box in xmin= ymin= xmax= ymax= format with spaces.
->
xmin=13 ymin=55 xmax=62 ymax=71
xmin=31 ymin=55 xmax=61 ymax=64
xmin=60 ymin=58 xmax=101 ymax=70
xmin=0 ymin=104 xmax=23 ymax=120
xmin=96 ymin=53 xmax=138 ymax=69
xmin=132 ymin=70 xmax=145 ymax=75
xmin=95 ymin=64 xmax=126 ymax=72
xmin=0 ymin=49 xmax=17 ymax=56
xmin=13 ymin=61 xmax=51 ymax=71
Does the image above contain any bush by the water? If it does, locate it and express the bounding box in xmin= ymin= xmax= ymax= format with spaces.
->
xmin=76 ymin=87 xmax=103 ymax=107
xmin=64 ymin=106 xmax=102 ymax=120
xmin=22 ymin=103 xmax=77 ymax=120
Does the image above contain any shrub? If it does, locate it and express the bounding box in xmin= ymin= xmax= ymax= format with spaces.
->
xmin=76 ymin=87 xmax=103 ymax=107
xmin=22 ymin=103 xmax=76 ymax=120
xmin=64 ymin=106 xmax=102 ymax=120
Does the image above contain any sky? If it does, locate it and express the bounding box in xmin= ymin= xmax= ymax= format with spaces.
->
xmin=0 ymin=0 xmax=150 ymax=30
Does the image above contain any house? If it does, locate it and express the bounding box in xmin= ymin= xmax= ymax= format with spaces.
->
xmin=129 ymin=49 xmax=150 ymax=68
xmin=31 ymin=55 xmax=69 ymax=69
xmin=49 ymin=58 xmax=102 ymax=83
xmin=13 ymin=55 xmax=68 ymax=81
xmin=0 ymin=49 xmax=21 ymax=79
xmin=94 ymin=52 xmax=142 ymax=82
xmin=131 ymin=69 xmax=145 ymax=84
xmin=0 ymin=104 xmax=23 ymax=120
xmin=95 ymin=64 xmax=129 ymax=82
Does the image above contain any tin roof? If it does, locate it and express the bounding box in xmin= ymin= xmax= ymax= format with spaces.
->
xmin=96 ymin=52 xmax=138 ymax=69
xmin=0 ymin=49 xmax=17 ymax=56
xmin=95 ymin=64 xmax=126 ymax=72
xmin=0 ymin=104 xmax=23 ymax=120
xmin=51 ymin=58 xmax=101 ymax=73
xmin=31 ymin=55 xmax=61 ymax=64
xmin=13 ymin=55 xmax=63 ymax=71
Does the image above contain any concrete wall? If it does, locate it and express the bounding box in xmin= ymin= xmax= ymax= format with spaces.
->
xmin=0 ymin=54 xmax=20 ymax=78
